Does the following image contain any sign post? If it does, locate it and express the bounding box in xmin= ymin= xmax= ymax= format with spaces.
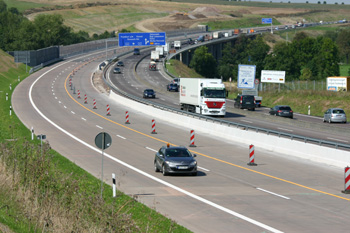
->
xmin=95 ymin=132 xmax=112 ymax=198
xmin=262 ymin=18 xmax=273 ymax=34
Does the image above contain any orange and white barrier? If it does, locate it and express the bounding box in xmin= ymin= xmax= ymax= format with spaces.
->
xmin=84 ymin=94 xmax=87 ymax=104
xmin=106 ymin=105 xmax=111 ymax=116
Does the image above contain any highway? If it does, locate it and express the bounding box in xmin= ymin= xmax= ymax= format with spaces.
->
xmin=12 ymin=47 xmax=350 ymax=232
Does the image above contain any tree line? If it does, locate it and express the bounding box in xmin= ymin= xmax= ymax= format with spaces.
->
xmin=0 ymin=0 xmax=117 ymax=51
xmin=190 ymin=29 xmax=350 ymax=81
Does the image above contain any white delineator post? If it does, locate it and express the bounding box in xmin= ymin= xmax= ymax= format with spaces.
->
xmin=112 ymin=173 xmax=116 ymax=198
xmin=31 ymin=127 xmax=34 ymax=140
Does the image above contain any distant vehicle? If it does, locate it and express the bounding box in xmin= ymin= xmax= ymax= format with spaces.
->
xmin=116 ymin=61 xmax=124 ymax=66
xmin=156 ymin=46 xmax=164 ymax=57
xmin=197 ymin=35 xmax=205 ymax=43
xmin=187 ymin=38 xmax=195 ymax=45
xmin=173 ymin=78 xmax=180 ymax=84
xmin=133 ymin=48 xmax=140 ymax=55
xmin=143 ymin=89 xmax=156 ymax=98
xmin=113 ymin=67 xmax=121 ymax=74
xmin=149 ymin=61 xmax=157 ymax=71
xmin=151 ymin=50 xmax=160 ymax=62
xmin=167 ymin=83 xmax=178 ymax=92
xmin=269 ymin=105 xmax=293 ymax=119
xmin=154 ymin=145 xmax=197 ymax=176
xmin=234 ymin=95 xmax=255 ymax=111
xmin=323 ymin=108 xmax=347 ymax=123
xmin=174 ymin=41 xmax=181 ymax=49
xmin=213 ymin=31 xmax=223 ymax=39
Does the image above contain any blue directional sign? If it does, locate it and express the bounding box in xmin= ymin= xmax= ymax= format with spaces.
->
xmin=118 ymin=32 xmax=166 ymax=47
xmin=262 ymin=18 xmax=272 ymax=24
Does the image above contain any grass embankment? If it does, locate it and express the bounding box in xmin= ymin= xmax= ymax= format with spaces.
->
xmin=0 ymin=51 xmax=191 ymax=232
xmin=165 ymin=59 xmax=202 ymax=78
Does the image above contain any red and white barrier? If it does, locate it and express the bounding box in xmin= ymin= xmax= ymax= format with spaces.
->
xmin=151 ymin=119 xmax=157 ymax=134
xmin=106 ymin=105 xmax=111 ymax=116
xmin=84 ymin=94 xmax=88 ymax=104
xmin=77 ymin=90 xmax=81 ymax=99
xmin=189 ymin=130 xmax=196 ymax=147
xmin=343 ymin=167 xmax=350 ymax=194
xmin=247 ymin=144 xmax=257 ymax=166
xmin=125 ymin=111 xmax=130 ymax=124
xmin=93 ymin=99 xmax=97 ymax=109
xmin=69 ymin=79 xmax=72 ymax=87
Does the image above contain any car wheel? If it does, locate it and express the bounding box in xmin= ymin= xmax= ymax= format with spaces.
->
xmin=328 ymin=118 xmax=331 ymax=124
xmin=323 ymin=118 xmax=326 ymax=123
xmin=154 ymin=162 xmax=159 ymax=172
xmin=162 ymin=165 xmax=167 ymax=176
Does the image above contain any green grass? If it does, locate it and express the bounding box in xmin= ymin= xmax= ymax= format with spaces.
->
xmin=3 ymin=0 xmax=47 ymax=12
xmin=203 ymin=16 xmax=281 ymax=31
xmin=165 ymin=59 xmax=203 ymax=78
xmin=0 ymin=54 xmax=191 ymax=232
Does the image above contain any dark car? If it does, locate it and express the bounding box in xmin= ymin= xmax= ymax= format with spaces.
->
xmin=187 ymin=38 xmax=194 ymax=45
xmin=167 ymin=83 xmax=178 ymax=92
xmin=154 ymin=145 xmax=197 ymax=176
xmin=269 ymin=105 xmax=293 ymax=119
xmin=133 ymin=48 xmax=140 ymax=55
xmin=116 ymin=61 xmax=124 ymax=66
xmin=234 ymin=95 xmax=255 ymax=111
xmin=113 ymin=67 xmax=121 ymax=74
xmin=143 ymin=89 xmax=155 ymax=98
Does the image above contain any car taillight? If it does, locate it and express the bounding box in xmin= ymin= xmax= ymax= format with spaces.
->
xmin=290 ymin=110 xmax=293 ymax=113
xmin=277 ymin=110 xmax=282 ymax=113
xmin=240 ymin=96 xmax=242 ymax=104
xmin=254 ymin=97 xmax=256 ymax=104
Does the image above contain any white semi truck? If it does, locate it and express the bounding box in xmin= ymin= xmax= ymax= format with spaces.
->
xmin=151 ymin=50 xmax=159 ymax=62
xmin=179 ymin=78 xmax=226 ymax=116
xmin=174 ymin=41 xmax=181 ymax=49
xmin=156 ymin=46 xmax=164 ymax=57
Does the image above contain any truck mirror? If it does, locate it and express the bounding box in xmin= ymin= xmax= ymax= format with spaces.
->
xmin=226 ymin=91 xmax=229 ymax=97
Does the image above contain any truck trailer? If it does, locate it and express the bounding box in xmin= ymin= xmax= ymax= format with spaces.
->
xmin=179 ymin=78 xmax=226 ymax=116
xmin=151 ymin=50 xmax=160 ymax=62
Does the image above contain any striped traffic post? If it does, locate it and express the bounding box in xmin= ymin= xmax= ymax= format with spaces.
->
xmin=77 ymin=90 xmax=81 ymax=99
xmin=125 ymin=111 xmax=130 ymax=124
xmin=112 ymin=173 xmax=116 ymax=198
xmin=247 ymin=144 xmax=257 ymax=166
xmin=151 ymin=119 xmax=157 ymax=134
xmin=342 ymin=167 xmax=350 ymax=194
xmin=84 ymin=94 xmax=88 ymax=104
xmin=106 ymin=105 xmax=111 ymax=116
xmin=189 ymin=130 xmax=196 ymax=147
xmin=93 ymin=99 xmax=97 ymax=109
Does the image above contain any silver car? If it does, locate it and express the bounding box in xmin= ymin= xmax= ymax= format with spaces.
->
xmin=323 ymin=108 xmax=347 ymax=123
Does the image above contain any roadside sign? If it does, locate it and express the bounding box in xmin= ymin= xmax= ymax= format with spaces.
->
xmin=262 ymin=18 xmax=272 ymax=24
xmin=238 ymin=64 xmax=256 ymax=89
xmin=254 ymin=79 xmax=259 ymax=85
xmin=118 ymin=32 xmax=166 ymax=47
xmin=261 ymin=70 xmax=286 ymax=83
xmin=95 ymin=132 xmax=112 ymax=150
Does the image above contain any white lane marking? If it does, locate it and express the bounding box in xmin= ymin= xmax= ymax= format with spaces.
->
xmin=51 ymin=86 xmax=54 ymax=89
xmin=81 ymin=118 xmax=86 ymax=121
xmin=327 ymin=137 xmax=348 ymax=143
xmin=277 ymin=128 xmax=293 ymax=132
xmin=53 ymin=93 xmax=55 ymax=96
xmin=117 ymin=135 xmax=126 ymax=140
xmin=28 ymin=54 xmax=283 ymax=233
xmin=198 ymin=166 xmax=210 ymax=172
xmin=64 ymin=106 xmax=67 ymax=109
xmin=256 ymin=188 xmax=290 ymax=200
xmin=241 ymin=120 xmax=253 ymax=124
xmin=96 ymin=125 xmax=103 ymax=129
xmin=52 ymin=89 xmax=54 ymax=92
xmin=55 ymin=97 xmax=57 ymax=99
xmin=58 ymin=101 xmax=61 ymax=104
xmin=161 ymin=98 xmax=165 ymax=101
xmin=71 ymin=111 xmax=75 ymax=114
xmin=146 ymin=147 xmax=157 ymax=152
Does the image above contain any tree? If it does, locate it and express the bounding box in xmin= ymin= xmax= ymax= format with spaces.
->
xmin=300 ymin=67 xmax=312 ymax=80
xmin=336 ymin=29 xmax=350 ymax=64
xmin=0 ymin=0 xmax=6 ymax=13
xmin=190 ymin=46 xmax=217 ymax=78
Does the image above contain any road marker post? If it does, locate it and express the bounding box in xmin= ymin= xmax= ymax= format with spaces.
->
xmin=189 ymin=130 xmax=196 ymax=147
xmin=151 ymin=119 xmax=157 ymax=134
xmin=93 ymin=99 xmax=97 ymax=109
xmin=125 ymin=111 xmax=130 ymax=124
xmin=106 ymin=105 xmax=111 ymax=116
xmin=84 ymin=94 xmax=88 ymax=104
xmin=247 ymin=144 xmax=257 ymax=166
xmin=342 ymin=167 xmax=350 ymax=194
xmin=112 ymin=173 xmax=116 ymax=198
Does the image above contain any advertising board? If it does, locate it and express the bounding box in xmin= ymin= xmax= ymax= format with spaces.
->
xmin=261 ymin=70 xmax=286 ymax=83
xmin=327 ymin=77 xmax=349 ymax=91
xmin=238 ymin=65 xmax=256 ymax=89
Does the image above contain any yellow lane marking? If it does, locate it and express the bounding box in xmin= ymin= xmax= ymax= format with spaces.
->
xmin=64 ymin=61 xmax=350 ymax=202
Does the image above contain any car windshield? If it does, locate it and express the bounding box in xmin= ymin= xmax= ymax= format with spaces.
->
xmin=203 ymin=88 xmax=225 ymax=98
xmin=332 ymin=109 xmax=345 ymax=114
xmin=145 ymin=89 xmax=154 ymax=93
xmin=165 ymin=148 xmax=191 ymax=157
xmin=279 ymin=106 xmax=291 ymax=111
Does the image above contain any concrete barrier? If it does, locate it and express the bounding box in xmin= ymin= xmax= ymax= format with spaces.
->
xmin=109 ymin=91 xmax=350 ymax=168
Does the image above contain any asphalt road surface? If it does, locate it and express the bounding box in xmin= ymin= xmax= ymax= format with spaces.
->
xmin=13 ymin=49 xmax=350 ymax=233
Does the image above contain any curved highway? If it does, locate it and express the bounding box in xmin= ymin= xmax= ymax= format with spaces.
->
xmin=12 ymin=46 xmax=350 ymax=232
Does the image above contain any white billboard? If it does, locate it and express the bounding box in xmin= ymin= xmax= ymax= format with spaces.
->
xmin=327 ymin=77 xmax=347 ymax=91
xmin=238 ymin=64 xmax=256 ymax=89
xmin=261 ymin=70 xmax=286 ymax=83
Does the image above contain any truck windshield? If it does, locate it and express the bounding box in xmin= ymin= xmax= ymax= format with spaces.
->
xmin=202 ymin=88 xmax=225 ymax=98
